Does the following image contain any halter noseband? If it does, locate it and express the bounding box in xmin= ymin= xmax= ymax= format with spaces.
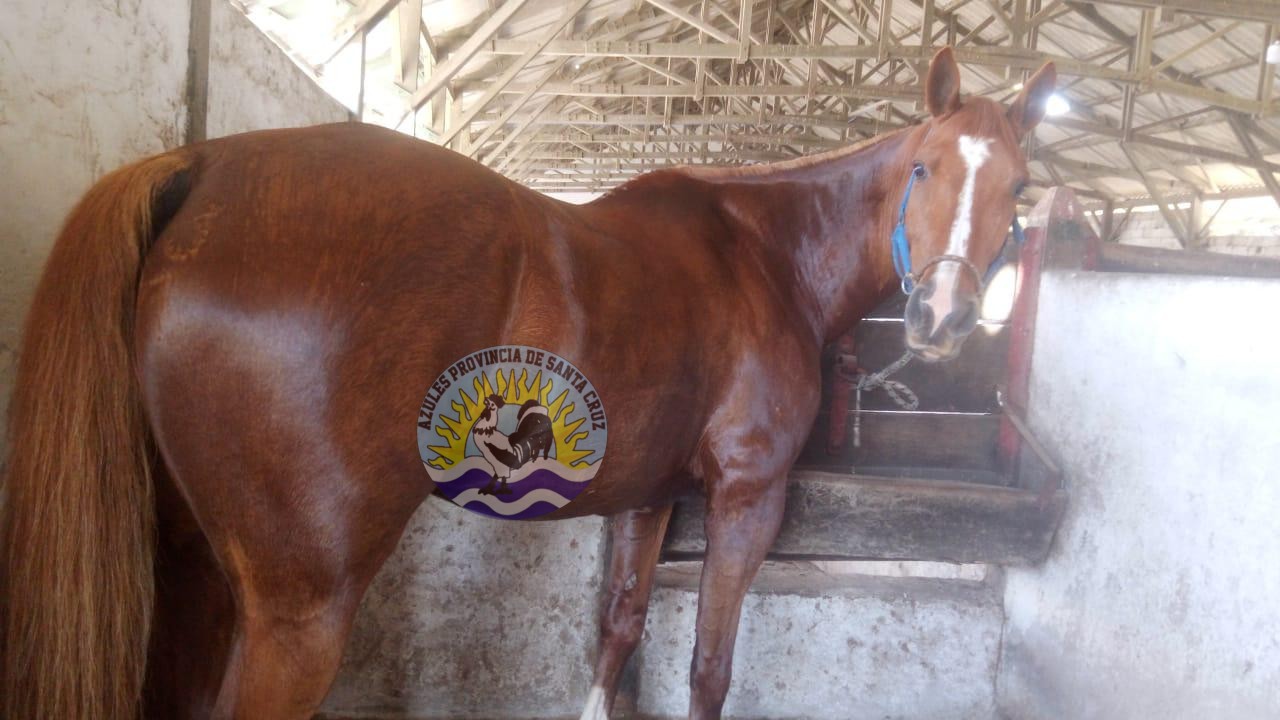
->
xmin=891 ymin=160 xmax=1027 ymax=296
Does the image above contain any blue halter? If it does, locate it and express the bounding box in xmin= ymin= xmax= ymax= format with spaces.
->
xmin=891 ymin=167 xmax=1027 ymax=295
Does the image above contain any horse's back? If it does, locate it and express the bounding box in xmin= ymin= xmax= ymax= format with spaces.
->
xmin=135 ymin=123 xmax=734 ymax=516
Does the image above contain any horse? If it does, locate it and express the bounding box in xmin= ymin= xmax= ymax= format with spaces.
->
xmin=1 ymin=48 xmax=1055 ymax=720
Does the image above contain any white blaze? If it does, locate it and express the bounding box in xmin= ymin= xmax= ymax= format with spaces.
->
xmin=925 ymin=135 xmax=993 ymax=335
xmin=579 ymin=686 xmax=608 ymax=720
xmin=946 ymin=135 xmax=993 ymax=256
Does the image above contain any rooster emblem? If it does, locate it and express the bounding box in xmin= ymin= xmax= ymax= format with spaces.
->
xmin=470 ymin=395 xmax=555 ymax=495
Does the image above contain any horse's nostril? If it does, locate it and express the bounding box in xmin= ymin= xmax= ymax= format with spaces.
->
xmin=905 ymin=296 xmax=932 ymax=332
xmin=950 ymin=298 xmax=979 ymax=335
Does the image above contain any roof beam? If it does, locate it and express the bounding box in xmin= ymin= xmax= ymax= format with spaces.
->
xmin=1226 ymin=114 xmax=1280 ymax=210
xmin=482 ymin=97 xmax=560 ymax=165
xmin=485 ymin=111 xmax=891 ymax=131
xmin=517 ymin=149 xmax=786 ymax=161
xmin=405 ymin=0 xmax=532 ymax=114
xmin=1049 ymin=116 xmax=1280 ymax=174
xmin=322 ymin=0 xmax=399 ymax=66
xmin=1082 ymin=186 xmax=1278 ymax=210
xmin=1065 ymin=0 xmax=1280 ymax=22
xmin=518 ymin=131 xmax=846 ymax=147
xmin=392 ymin=0 xmax=423 ymax=91
xmin=482 ymin=40 xmax=1272 ymax=112
xmin=816 ymin=0 xmax=879 ymax=44
xmin=436 ymin=0 xmax=589 ymax=145
xmin=509 ymin=81 xmax=918 ymax=101
xmin=468 ymin=58 xmax=570 ymax=155
xmin=1121 ymin=144 xmax=1190 ymax=247
xmin=642 ymin=0 xmax=737 ymax=43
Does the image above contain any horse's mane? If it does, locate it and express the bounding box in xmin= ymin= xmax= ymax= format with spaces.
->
xmin=599 ymin=97 xmax=1016 ymax=199
xmin=599 ymin=124 xmax=911 ymax=199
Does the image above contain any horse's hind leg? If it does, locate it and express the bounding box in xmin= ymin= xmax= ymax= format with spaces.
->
xmin=191 ymin=455 xmax=427 ymax=720
xmin=146 ymin=464 xmax=236 ymax=720
xmin=147 ymin=382 xmax=429 ymax=718
xmin=579 ymin=505 xmax=674 ymax=720
xmin=188 ymin=467 xmax=424 ymax=720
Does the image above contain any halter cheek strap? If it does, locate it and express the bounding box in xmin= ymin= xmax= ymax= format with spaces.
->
xmin=890 ymin=170 xmax=919 ymax=293
xmin=981 ymin=215 xmax=1026 ymax=285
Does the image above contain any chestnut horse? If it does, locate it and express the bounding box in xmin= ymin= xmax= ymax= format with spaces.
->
xmin=1 ymin=49 xmax=1054 ymax=720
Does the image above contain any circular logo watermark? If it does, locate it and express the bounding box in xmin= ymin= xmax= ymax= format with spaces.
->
xmin=417 ymin=345 xmax=607 ymax=520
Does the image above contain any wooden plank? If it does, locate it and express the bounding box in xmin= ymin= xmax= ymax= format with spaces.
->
xmin=663 ymin=470 xmax=1067 ymax=565
xmin=864 ymin=291 xmax=907 ymax=319
xmin=798 ymin=411 xmax=1002 ymax=472
xmin=184 ymin=0 xmax=211 ymax=144
xmin=1097 ymin=243 xmax=1280 ymax=279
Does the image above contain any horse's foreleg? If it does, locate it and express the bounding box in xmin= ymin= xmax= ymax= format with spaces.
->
xmin=688 ymin=478 xmax=787 ymax=720
xmin=579 ymin=505 xmax=675 ymax=720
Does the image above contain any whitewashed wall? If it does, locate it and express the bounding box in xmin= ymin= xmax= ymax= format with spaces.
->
xmin=207 ymin=0 xmax=350 ymax=139
xmin=0 ymin=0 xmax=190 ymax=455
xmin=323 ymin=506 xmax=607 ymax=719
xmin=0 ymin=0 xmax=347 ymax=460
xmin=998 ymin=270 xmax=1280 ymax=719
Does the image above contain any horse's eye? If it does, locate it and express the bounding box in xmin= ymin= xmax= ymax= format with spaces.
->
xmin=912 ymin=162 xmax=928 ymax=180
xmin=1013 ymin=181 xmax=1028 ymax=197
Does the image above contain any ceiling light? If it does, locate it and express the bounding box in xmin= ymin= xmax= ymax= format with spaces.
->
xmin=1044 ymin=93 xmax=1070 ymax=117
xmin=1267 ymin=41 xmax=1280 ymax=65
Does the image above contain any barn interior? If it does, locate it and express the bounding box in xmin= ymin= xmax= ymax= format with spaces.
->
xmin=1 ymin=1 xmax=1278 ymax=719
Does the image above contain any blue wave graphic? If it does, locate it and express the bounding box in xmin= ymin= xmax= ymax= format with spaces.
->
xmin=437 ymin=468 xmax=590 ymax=520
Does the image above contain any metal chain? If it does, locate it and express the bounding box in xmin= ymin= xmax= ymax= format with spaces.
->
xmin=853 ymin=350 xmax=919 ymax=448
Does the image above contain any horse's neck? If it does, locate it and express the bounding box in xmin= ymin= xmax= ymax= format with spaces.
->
xmin=698 ymin=127 xmax=920 ymax=343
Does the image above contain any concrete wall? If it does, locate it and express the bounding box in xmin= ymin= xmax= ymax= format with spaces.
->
xmin=1111 ymin=198 xmax=1280 ymax=257
xmin=0 ymin=0 xmax=191 ymax=454
xmin=207 ymin=0 xmax=350 ymax=139
xmin=638 ymin=563 xmax=1003 ymax=720
xmin=322 ymin=504 xmax=607 ymax=719
xmin=0 ymin=0 xmax=347 ymax=460
xmin=998 ymin=270 xmax=1280 ymax=719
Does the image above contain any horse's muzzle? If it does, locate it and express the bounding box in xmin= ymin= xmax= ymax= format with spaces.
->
xmin=903 ymin=277 xmax=980 ymax=362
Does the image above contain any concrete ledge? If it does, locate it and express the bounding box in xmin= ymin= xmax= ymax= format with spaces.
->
xmin=665 ymin=470 xmax=1067 ymax=565
xmin=638 ymin=561 xmax=1004 ymax=720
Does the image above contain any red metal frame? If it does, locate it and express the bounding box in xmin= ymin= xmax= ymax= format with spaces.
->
xmin=999 ymin=187 xmax=1100 ymax=477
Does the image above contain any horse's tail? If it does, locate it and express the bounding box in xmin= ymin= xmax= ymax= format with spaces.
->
xmin=2 ymin=150 xmax=195 ymax=720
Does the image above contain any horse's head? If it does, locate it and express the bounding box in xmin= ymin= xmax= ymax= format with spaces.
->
xmin=896 ymin=48 xmax=1056 ymax=362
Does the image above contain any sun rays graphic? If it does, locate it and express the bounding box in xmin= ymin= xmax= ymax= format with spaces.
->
xmin=425 ymin=367 xmax=596 ymax=471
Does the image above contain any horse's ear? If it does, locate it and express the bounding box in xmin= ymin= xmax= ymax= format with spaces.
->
xmin=1007 ymin=62 xmax=1057 ymax=137
xmin=925 ymin=47 xmax=963 ymax=117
